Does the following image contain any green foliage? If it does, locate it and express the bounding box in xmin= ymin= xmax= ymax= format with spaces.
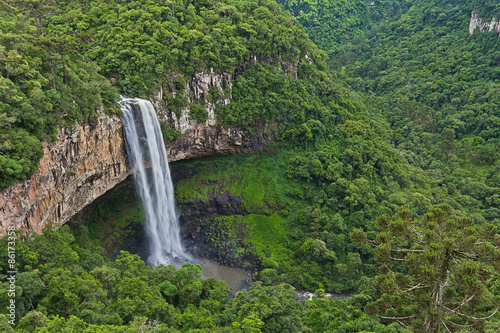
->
xmin=160 ymin=121 xmax=181 ymax=141
xmin=0 ymin=127 xmax=43 ymax=188
xmin=330 ymin=1 xmax=500 ymax=206
xmin=3 ymin=0 xmax=500 ymax=330
xmin=281 ymin=0 xmax=500 ymax=226
xmin=173 ymin=147 xmax=393 ymax=292
xmin=0 ymin=222 xmax=388 ymax=331
xmin=302 ymin=291 xmax=403 ymax=333
xmin=233 ymin=282 xmax=307 ymax=332
xmin=69 ymin=186 xmax=146 ymax=258
xmin=278 ymin=0 xmax=412 ymax=56
xmin=355 ymin=205 xmax=500 ymax=331
xmin=47 ymin=0 xmax=316 ymax=98
xmin=1 ymin=0 xmax=327 ymax=188
xmin=0 ymin=4 xmax=119 ymax=189
xmin=189 ymin=101 xmax=208 ymax=123
xmin=277 ymin=1 xmax=500 ymax=323
xmin=340 ymin=1 xmax=500 ymax=144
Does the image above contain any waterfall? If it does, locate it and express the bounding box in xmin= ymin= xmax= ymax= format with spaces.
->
xmin=120 ymin=97 xmax=187 ymax=265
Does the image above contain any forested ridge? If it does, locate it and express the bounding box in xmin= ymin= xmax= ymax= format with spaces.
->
xmin=0 ymin=1 xmax=119 ymax=188
xmin=0 ymin=0 xmax=319 ymax=188
xmin=1 ymin=0 xmax=500 ymax=331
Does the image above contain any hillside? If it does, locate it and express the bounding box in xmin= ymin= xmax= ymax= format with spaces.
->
xmin=278 ymin=0 xmax=500 ymax=330
xmin=328 ymin=0 xmax=500 ymax=228
xmin=0 ymin=0 xmax=406 ymax=331
xmin=0 ymin=3 xmax=119 ymax=188
xmin=1 ymin=0 xmax=319 ymax=188
xmin=279 ymin=0 xmax=412 ymax=57
xmin=1 ymin=0 xmax=500 ymax=332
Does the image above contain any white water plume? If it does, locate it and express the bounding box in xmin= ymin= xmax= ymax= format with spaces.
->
xmin=120 ymin=97 xmax=188 ymax=266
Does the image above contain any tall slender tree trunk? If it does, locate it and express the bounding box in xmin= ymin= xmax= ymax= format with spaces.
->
xmin=172 ymin=0 xmax=175 ymax=16
xmin=33 ymin=9 xmax=40 ymax=37
xmin=429 ymin=271 xmax=447 ymax=333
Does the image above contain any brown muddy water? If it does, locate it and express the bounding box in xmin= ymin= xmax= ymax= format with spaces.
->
xmin=199 ymin=259 xmax=252 ymax=294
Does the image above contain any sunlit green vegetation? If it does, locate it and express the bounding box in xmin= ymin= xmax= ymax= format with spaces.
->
xmin=0 ymin=4 xmax=118 ymax=188
xmin=0 ymin=225 xmax=405 ymax=332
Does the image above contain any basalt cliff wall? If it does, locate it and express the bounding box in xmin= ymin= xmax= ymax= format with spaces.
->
xmin=0 ymin=113 xmax=129 ymax=238
xmin=0 ymin=59 xmax=295 ymax=237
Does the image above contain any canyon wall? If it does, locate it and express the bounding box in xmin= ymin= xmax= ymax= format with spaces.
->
xmin=0 ymin=66 xmax=280 ymax=237
xmin=0 ymin=112 xmax=129 ymax=237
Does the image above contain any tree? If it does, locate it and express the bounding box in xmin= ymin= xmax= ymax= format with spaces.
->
xmin=71 ymin=12 xmax=94 ymax=72
xmin=441 ymin=128 xmax=455 ymax=156
xmin=233 ymin=282 xmax=308 ymax=332
xmin=53 ymin=35 xmax=75 ymax=83
xmin=13 ymin=0 xmax=53 ymax=37
xmin=352 ymin=205 xmax=500 ymax=332
xmin=75 ymin=30 xmax=92 ymax=72
xmin=37 ymin=33 xmax=64 ymax=90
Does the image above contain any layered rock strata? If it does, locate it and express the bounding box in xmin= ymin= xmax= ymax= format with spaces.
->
xmin=0 ymin=112 xmax=128 ymax=237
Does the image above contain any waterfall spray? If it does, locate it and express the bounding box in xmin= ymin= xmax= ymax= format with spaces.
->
xmin=120 ymin=97 xmax=188 ymax=265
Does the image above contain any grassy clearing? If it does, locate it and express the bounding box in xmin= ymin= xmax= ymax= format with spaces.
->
xmin=246 ymin=213 xmax=292 ymax=263
xmin=174 ymin=153 xmax=298 ymax=209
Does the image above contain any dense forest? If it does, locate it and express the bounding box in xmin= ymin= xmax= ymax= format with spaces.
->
xmin=1 ymin=0 xmax=500 ymax=331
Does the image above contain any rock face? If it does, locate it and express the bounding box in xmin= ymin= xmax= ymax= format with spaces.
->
xmin=166 ymin=121 xmax=272 ymax=161
xmin=154 ymin=59 xmax=297 ymax=134
xmin=0 ymin=112 xmax=129 ymax=237
xmin=168 ymin=163 xmax=259 ymax=270
xmin=160 ymin=69 xmax=233 ymax=134
xmin=0 ymin=65 xmax=279 ymax=237
xmin=469 ymin=11 xmax=500 ymax=35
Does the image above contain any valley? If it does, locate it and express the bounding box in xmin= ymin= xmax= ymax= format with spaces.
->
xmin=0 ymin=0 xmax=499 ymax=331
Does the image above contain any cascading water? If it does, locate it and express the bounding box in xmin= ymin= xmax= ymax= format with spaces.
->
xmin=120 ymin=97 xmax=188 ymax=265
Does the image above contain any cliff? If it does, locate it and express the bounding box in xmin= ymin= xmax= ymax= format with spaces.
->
xmin=0 ymin=112 xmax=129 ymax=237
xmin=469 ymin=11 xmax=500 ymax=35
xmin=158 ymin=63 xmax=282 ymax=160
xmin=0 ymin=67 xmax=279 ymax=237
